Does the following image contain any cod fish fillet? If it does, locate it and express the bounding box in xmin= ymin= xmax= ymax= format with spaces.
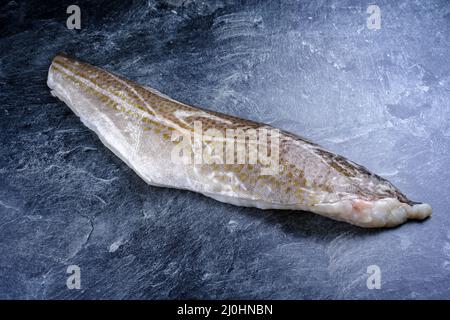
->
xmin=47 ymin=53 xmax=432 ymax=228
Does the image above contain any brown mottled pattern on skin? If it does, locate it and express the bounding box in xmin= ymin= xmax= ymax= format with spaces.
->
xmin=48 ymin=53 xmax=430 ymax=227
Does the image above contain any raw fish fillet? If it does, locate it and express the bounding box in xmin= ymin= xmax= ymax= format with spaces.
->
xmin=47 ymin=53 xmax=432 ymax=228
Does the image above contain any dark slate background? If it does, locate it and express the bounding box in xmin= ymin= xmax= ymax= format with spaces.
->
xmin=1 ymin=0 xmax=449 ymax=299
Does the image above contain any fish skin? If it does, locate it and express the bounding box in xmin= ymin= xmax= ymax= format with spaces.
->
xmin=47 ymin=53 xmax=432 ymax=228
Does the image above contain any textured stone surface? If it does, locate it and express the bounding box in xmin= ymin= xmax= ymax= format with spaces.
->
xmin=0 ymin=0 xmax=449 ymax=299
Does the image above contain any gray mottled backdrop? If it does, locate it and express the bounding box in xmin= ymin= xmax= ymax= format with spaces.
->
xmin=0 ymin=0 xmax=449 ymax=299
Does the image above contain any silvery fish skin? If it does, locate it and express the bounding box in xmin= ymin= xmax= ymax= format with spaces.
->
xmin=47 ymin=54 xmax=432 ymax=228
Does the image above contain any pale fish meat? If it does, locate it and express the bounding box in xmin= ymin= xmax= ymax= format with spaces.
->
xmin=47 ymin=53 xmax=432 ymax=228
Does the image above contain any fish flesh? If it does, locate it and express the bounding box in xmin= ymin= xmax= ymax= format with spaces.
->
xmin=47 ymin=53 xmax=432 ymax=228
